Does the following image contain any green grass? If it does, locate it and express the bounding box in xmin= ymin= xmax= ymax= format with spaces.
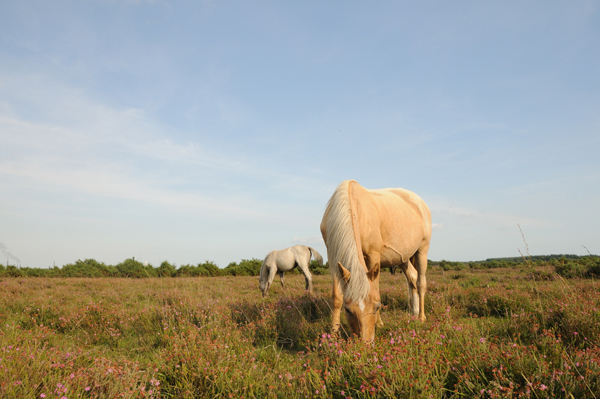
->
xmin=1 ymin=266 xmax=599 ymax=398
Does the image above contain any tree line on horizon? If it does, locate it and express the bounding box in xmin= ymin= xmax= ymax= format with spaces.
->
xmin=0 ymin=254 xmax=598 ymax=279
xmin=0 ymin=257 xmax=329 ymax=279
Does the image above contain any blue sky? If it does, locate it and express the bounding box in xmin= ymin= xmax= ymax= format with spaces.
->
xmin=1 ymin=1 xmax=599 ymax=268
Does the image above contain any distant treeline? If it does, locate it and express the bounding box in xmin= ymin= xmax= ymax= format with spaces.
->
xmin=429 ymin=254 xmax=598 ymax=271
xmin=429 ymin=254 xmax=600 ymax=279
xmin=1 ymin=254 xmax=598 ymax=279
xmin=0 ymin=258 xmax=329 ymax=278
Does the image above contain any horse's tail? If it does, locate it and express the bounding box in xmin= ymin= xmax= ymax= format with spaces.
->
xmin=307 ymin=246 xmax=323 ymax=266
xmin=322 ymin=180 xmax=369 ymax=303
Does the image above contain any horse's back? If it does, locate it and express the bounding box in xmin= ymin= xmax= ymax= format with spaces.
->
xmin=371 ymin=187 xmax=431 ymax=233
xmin=350 ymin=182 xmax=431 ymax=262
xmin=266 ymin=245 xmax=308 ymax=271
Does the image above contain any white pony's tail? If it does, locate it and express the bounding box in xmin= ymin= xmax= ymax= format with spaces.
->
xmin=307 ymin=246 xmax=323 ymax=266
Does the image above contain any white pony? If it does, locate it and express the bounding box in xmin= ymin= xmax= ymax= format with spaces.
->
xmin=258 ymin=245 xmax=323 ymax=297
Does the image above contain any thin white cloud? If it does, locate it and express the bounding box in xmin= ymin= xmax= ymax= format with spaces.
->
xmin=430 ymin=203 xmax=555 ymax=229
xmin=0 ymin=71 xmax=332 ymax=225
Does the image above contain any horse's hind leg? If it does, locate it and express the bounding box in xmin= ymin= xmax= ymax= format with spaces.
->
xmin=279 ymin=271 xmax=285 ymax=288
xmin=400 ymin=260 xmax=419 ymax=317
xmin=413 ymin=250 xmax=428 ymax=322
xmin=298 ymin=260 xmax=313 ymax=294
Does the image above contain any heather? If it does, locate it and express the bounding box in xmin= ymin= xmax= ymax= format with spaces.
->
xmin=1 ymin=266 xmax=599 ymax=398
xmin=1 ymin=254 xmax=598 ymax=279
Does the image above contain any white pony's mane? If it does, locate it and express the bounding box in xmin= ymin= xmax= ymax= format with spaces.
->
xmin=324 ymin=180 xmax=369 ymax=303
xmin=258 ymin=252 xmax=271 ymax=283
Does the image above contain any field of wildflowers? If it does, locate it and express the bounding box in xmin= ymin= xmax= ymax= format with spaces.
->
xmin=1 ymin=265 xmax=599 ymax=398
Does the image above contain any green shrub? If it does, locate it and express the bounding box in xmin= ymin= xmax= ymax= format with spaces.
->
xmin=175 ymin=264 xmax=200 ymax=277
xmin=3 ymin=265 xmax=23 ymax=277
xmin=197 ymin=261 xmax=222 ymax=277
xmin=115 ymin=258 xmax=156 ymax=278
xmin=157 ymin=261 xmax=177 ymax=277
xmin=309 ymin=260 xmax=329 ymax=275
xmin=584 ymin=257 xmax=600 ymax=277
xmin=224 ymin=258 xmax=263 ymax=276
xmin=439 ymin=259 xmax=466 ymax=271
xmin=62 ymin=259 xmax=115 ymax=277
xmin=555 ymin=262 xmax=587 ymax=278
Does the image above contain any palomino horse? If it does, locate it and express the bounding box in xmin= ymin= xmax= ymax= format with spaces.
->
xmin=320 ymin=180 xmax=431 ymax=342
xmin=258 ymin=245 xmax=323 ymax=297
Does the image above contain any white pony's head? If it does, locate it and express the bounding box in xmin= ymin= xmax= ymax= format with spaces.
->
xmin=258 ymin=262 xmax=270 ymax=297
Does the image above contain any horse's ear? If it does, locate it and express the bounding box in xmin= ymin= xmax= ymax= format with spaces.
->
xmin=337 ymin=262 xmax=351 ymax=284
xmin=367 ymin=263 xmax=380 ymax=281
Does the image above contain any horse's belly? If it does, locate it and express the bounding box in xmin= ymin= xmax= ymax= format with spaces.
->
xmin=379 ymin=245 xmax=415 ymax=267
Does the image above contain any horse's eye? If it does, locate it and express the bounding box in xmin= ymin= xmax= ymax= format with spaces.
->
xmin=375 ymin=302 xmax=382 ymax=311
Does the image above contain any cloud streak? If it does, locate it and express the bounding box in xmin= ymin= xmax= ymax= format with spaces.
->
xmin=0 ymin=71 xmax=333 ymax=228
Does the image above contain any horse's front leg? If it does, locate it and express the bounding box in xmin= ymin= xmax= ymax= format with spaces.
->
xmin=279 ymin=271 xmax=285 ymax=288
xmin=331 ymin=277 xmax=343 ymax=334
xmin=365 ymin=252 xmax=384 ymax=328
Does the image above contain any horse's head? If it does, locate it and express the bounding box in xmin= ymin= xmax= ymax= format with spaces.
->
xmin=258 ymin=276 xmax=270 ymax=297
xmin=337 ymin=262 xmax=381 ymax=342
xmin=258 ymin=261 xmax=271 ymax=297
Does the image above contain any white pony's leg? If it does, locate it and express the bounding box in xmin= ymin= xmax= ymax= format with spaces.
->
xmin=263 ymin=263 xmax=278 ymax=297
xmin=279 ymin=271 xmax=285 ymax=287
xmin=299 ymin=264 xmax=313 ymax=293
xmin=297 ymin=247 xmax=314 ymax=294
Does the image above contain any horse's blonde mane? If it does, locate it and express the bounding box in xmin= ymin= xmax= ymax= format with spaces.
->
xmin=324 ymin=180 xmax=369 ymax=303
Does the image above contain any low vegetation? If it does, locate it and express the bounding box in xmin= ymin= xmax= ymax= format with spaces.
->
xmin=0 ymin=258 xmax=330 ymax=278
xmin=1 ymin=263 xmax=599 ymax=398
xmin=1 ymin=254 xmax=598 ymax=279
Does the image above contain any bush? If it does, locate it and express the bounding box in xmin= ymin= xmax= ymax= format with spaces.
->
xmin=157 ymin=261 xmax=177 ymax=277
xmin=197 ymin=261 xmax=222 ymax=277
xmin=175 ymin=264 xmax=200 ymax=277
xmin=62 ymin=259 xmax=115 ymax=277
xmin=439 ymin=260 xmax=466 ymax=271
xmin=309 ymin=260 xmax=329 ymax=275
xmin=3 ymin=265 xmax=23 ymax=277
xmin=555 ymin=262 xmax=588 ymax=279
xmin=115 ymin=258 xmax=156 ymax=278
xmin=587 ymin=261 xmax=600 ymax=277
xmin=224 ymin=258 xmax=263 ymax=276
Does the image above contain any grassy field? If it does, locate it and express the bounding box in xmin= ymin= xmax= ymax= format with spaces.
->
xmin=1 ymin=266 xmax=599 ymax=398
